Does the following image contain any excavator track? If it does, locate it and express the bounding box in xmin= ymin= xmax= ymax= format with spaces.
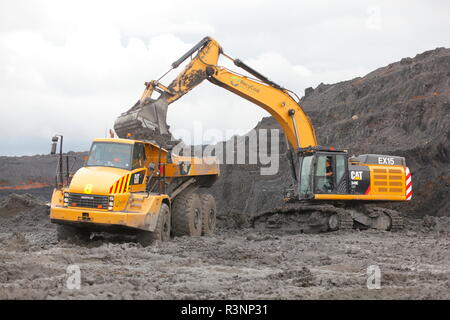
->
xmin=379 ymin=208 xmax=404 ymax=231
xmin=348 ymin=204 xmax=404 ymax=231
xmin=336 ymin=208 xmax=354 ymax=230
xmin=251 ymin=202 xmax=404 ymax=234
xmin=251 ymin=203 xmax=354 ymax=233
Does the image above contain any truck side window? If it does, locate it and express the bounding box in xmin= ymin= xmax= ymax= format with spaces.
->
xmin=132 ymin=143 xmax=146 ymax=170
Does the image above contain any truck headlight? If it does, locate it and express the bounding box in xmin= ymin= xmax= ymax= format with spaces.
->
xmin=108 ymin=196 xmax=114 ymax=211
xmin=108 ymin=196 xmax=114 ymax=210
xmin=63 ymin=193 xmax=69 ymax=206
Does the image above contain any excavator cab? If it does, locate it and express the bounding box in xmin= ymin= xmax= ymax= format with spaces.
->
xmin=298 ymin=150 xmax=349 ymax=199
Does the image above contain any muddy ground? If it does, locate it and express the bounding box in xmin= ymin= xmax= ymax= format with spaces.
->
xmin=0 ymin=194 xmax=448 ymax=300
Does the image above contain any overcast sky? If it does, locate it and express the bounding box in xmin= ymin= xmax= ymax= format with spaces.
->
xmin=0 ymin=0 xmax=449 ymax=156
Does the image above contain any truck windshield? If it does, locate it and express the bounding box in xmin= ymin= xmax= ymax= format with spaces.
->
xmin=86 ymin=142 xmax=132 ymax=170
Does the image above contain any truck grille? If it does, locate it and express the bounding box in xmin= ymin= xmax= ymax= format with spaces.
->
xmin=68 ymin=193 xmax=108 ymax=209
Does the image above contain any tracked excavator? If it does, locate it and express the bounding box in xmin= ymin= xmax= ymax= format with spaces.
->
xmin=114 ymin=36 xmax=410 ymax=232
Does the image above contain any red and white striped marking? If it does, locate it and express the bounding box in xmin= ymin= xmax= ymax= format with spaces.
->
xmin=405 ymin=167 xmax=412 ymax=200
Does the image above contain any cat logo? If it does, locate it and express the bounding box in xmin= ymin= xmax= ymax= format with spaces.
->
xmin=351 ymin=171 xmax=363 ymax=181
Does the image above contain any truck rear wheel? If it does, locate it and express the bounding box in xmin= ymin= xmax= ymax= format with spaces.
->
xmin=137 ymin=203 xmax=171 ymax=246
xmin=57 ymin=224 xmax=90 ymax=241
xmin=172 ymin=192 xmax=202 ymax=237
xmin=200 ymin=194 xmax=216 ymax=236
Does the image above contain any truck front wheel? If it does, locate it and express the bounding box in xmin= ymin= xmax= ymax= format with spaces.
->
xmin=136 ymin=203 xmax=171 ymax=246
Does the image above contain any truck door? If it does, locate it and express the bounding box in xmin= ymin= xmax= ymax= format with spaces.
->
xmin=129 ymin=143 xmax=147 ymax=192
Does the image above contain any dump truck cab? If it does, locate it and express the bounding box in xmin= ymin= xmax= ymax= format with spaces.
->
xmin=50 ymin=137 xmax=219 ymax=245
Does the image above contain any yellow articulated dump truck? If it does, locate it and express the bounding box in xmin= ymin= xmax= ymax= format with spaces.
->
xmin=49 ymin=136 xmax=219 ymax=246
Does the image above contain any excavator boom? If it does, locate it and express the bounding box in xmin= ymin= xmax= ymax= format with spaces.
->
xmin=206 ymin=66 xmax=317 ymax=149
xmin=113 ymin=36 xmax=317 ymax=150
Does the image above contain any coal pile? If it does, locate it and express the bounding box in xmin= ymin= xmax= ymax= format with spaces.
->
xmin=0 ymin=193 xmax=47 ymax=217
xmin=0 ymin=152 xmax=87 ymax=200
xmin=0 ymin=193 xmax=54 ymax=249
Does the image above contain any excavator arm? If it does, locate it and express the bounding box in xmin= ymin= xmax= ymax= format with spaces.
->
xmin=114 ymin=37 xmax=222 ymax=144
xmin=114 ymin=36 xmax=317 ymax=150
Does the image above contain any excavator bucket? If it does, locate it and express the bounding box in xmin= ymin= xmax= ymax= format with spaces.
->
xmin=114 ymin=96 xmax=173 ymax=146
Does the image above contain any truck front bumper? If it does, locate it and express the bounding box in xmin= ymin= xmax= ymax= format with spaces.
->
xmin=50 ymin=206 xmax=148 ymax=231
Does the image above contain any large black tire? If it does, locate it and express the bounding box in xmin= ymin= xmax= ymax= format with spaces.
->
xmin=56 ymin=224 xmax=90 ymax=241
xmin=136 ymin=203 xmax=171 ymax=247
xmin=200 ymin=194 xmax=216 ymax=236
xmin=172 ymin=192 xmax=202 ymax=237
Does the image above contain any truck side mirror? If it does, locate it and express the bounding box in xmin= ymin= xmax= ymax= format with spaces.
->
xmin=51 ymin=142 xmax=57 ymax=155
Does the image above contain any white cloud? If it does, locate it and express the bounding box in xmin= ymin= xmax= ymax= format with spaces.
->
xmin=366 ymin=6 xmax=383 ymax=30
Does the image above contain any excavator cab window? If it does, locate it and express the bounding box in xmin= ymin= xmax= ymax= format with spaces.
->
xmin=335 ymin=154 xmax=348 ymax=193
xmin=312 ymin=152 xmax=349 ymax=194
xmin=315 ymin=155 xmax=335 ymax=193
xmin=298 ymin=155 xmax=313 ymax=198
xmin=298 ymin=152 xmax=349 ymax=197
